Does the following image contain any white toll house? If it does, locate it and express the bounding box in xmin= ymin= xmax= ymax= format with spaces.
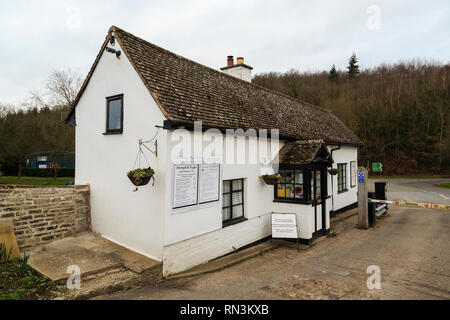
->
xmin=65 ymin=26 xmax=362 ymax=274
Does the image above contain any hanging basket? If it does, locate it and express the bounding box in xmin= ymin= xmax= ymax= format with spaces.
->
xmin=260 ymin=174 xmax=282 ymax=185
xmin=328 ymin=168 xmax=339 ymax=176
xmin=127 ymin=167 xmax=155 ymax=186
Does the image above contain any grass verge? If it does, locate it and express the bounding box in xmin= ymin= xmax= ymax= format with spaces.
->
xmin=0 ymin=176 xmax=74 ymax=186
xmin=368 ymin=174 xmax=450 ymax=179
xmin=436 ymin=183 xmax=450 ymax=189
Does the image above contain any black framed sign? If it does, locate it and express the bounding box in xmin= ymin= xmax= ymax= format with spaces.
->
xmin=198 ymin=163 xmax=220 ymax=204
xmin=350 ymin=161 xmax=357 ymax=187
xmin=172 ymin=164 xmax=199 ymax=209
xmin=172 ymin=161 xmax=221 ymax=212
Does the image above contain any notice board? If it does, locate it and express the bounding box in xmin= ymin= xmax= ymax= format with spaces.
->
xmin=271 ymin=213 xmax=298 ymax=239
xmin=172 ymin=161 xmax=221 ymax=211
xmin=350 ymin=161 xmax=357 ymax=187
xmin=198 ymin=163 xmax=220 ymax=204
xmin=172 ymin=164 xmax=199 ymax=209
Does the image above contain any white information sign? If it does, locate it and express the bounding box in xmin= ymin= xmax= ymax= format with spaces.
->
xmin=350 ymin=161 xmax=357 ymax=187
xmin=172 ymin=164 xmax=199 ymax=209
xmin=198 ymin=163 xmax=220 ymax=204
xmin=271 ymin=213 xmax=298 ymax=239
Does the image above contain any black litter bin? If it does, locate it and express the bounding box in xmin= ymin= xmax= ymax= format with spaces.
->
xmin=368 ymin=191 xmax=376 ymax=227
xmin=375 ymin=182 xmax=387 ymax=200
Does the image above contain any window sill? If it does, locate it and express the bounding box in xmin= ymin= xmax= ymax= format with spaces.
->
xmin=338 ymin=189 xmax=348 ymax=194
xmin=103 ymin=131 xmax=123 ymax=135
xmin=222 ymin=216 xmax=248 ymax=228
xmin=273 ymin=199 xmax=313 ymax=205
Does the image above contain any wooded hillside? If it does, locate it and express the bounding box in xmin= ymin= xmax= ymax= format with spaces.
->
xmin=1 ymin=61 xmax=448 ymax=176
xmin=253 ymin=60 xmax=450 ymax=175
xmin=0 ymin=69 xmax=79 ymax=176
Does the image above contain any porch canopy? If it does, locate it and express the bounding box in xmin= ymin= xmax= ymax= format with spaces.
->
xmin=274 ymin=139 xmax=333 ymax=167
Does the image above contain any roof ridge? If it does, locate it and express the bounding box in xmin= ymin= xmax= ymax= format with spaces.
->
xmin=110 ymin=25 xmax=328 ymax=114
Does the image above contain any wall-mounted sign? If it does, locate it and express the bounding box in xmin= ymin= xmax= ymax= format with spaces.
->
xmin=199 ymin=163 xmax=220 ymax=204
xmin=172 ymin=164 xmax=199 ymax=209
xmin=172 ymin=160 xmax=221 ymax=212
xmin=350 ymin=161 xmax=357 ymax=187
xmin=271 ymin=213 xmax=298 ymax=239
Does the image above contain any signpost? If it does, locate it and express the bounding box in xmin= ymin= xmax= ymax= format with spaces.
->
xmin=357 ymin=167 xmax=369 ymax=229
xmin=271 ymin=213 xmax=299 ymax=251
xmin=372 ymin=162 xmax=383 ymax=172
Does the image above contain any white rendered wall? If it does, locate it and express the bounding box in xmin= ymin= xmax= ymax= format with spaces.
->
xmin=327 ymin=146 xmax=358 ymax=212
xmin=271 ymin=202 xmax=314 ymax=239
xmin=221 ymin=66 xmax=252 ymax=82
xmin=162 ymin=133 xmax=280 ymax=273
xmin=74 ymin=37 xmax=167 ymax=260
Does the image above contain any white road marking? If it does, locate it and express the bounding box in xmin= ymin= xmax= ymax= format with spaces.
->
xmin=430 ymin=192 xmax=450 ymax=200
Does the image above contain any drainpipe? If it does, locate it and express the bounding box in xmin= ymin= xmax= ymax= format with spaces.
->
xmin=330 ymin=145 xmax=341 ymax=215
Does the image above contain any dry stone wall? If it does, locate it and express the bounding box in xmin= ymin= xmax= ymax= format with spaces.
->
xmin=0 ymin=185 xmax=90 ymax=250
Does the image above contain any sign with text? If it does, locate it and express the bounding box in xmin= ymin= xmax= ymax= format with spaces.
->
xmin=172 ymin=164 xmax=199 ymax=209
xmin=198 ymin=163 xmax=220 ymax=204
xmin=350 ymin=161 xmax=357 ymax=187
xmin=271 ymin=213 xmax=298 ymax=239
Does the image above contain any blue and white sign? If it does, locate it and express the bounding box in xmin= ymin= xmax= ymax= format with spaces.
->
xmin=358 ymin=171 xmax=365 ymax=183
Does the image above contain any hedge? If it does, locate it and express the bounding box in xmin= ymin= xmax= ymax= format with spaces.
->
xmin=21 ymin=168 xmax=75 ymax=177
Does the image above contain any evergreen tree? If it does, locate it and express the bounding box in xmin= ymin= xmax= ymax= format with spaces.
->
xmin=347 ymin=53 xmax=360 ymax=79
xmin=328 ymin=64 xmax=338 ymax=81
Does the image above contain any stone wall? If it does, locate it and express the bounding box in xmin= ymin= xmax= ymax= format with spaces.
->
xmin=0 ymin=185 xmax=90 ymax=250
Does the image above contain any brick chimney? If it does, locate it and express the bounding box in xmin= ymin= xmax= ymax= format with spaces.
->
xmin=220 ymin=55 xmax=253 ymax=82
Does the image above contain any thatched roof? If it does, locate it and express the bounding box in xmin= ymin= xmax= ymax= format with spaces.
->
xmin=67 ymin=26 xmax=362 ymax=147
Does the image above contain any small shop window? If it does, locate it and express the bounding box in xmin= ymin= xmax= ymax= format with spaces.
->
xmin=276 ymin=170 xmax=304 ymax=200
xmin=105 ymin=94 xmax=123 ymax=134
xmin=222 ymin=179 xmax=245 ymax=226
xmin=311 ymin=170 xmax=321 ymax=199
xmin=337 ymin=163 xmax=347 ymax=193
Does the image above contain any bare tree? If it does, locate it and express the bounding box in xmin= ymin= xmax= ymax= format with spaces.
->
xmin=46 ymin=69 xmax=82 ymax=107
xmin=21 ymin=89 xmax=49 ymax=110
xmin=0 ymin=103 xmax=13 ymax=118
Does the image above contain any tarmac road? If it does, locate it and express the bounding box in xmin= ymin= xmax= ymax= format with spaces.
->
xmin=369 ymin=178 xmax=450 ymax=205
xmin=96 ymin=205 xmax=450 ymax=300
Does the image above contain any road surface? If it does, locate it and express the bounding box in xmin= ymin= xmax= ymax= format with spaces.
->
xmin=369 ymin=178 xmax=450 ymax=205
xmin=96 ymin=206 xmax=450 ymax=300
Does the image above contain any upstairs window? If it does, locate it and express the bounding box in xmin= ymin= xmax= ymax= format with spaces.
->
xmin=337 ymin=163 xmax=347 ymax=193
xmin=106 ymin=94 xmax=123 ymax=134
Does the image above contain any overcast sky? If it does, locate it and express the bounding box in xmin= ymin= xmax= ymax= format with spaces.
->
xmin=1 ymin=0 xmax=449 ymax=106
